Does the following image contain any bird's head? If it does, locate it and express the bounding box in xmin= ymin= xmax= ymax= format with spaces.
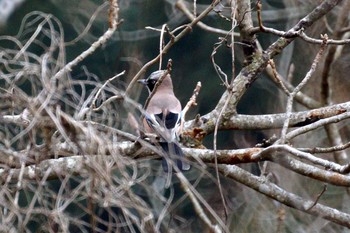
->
xmin=138 ymin=70 xmax=172 ymax=94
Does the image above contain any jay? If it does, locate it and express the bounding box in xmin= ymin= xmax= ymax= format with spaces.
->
xmin=138 ymin=70 xmax=190 ymax=172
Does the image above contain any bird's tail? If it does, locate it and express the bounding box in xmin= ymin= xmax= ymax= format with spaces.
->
xmin=159 ymin=142 xmax=191 ymax=172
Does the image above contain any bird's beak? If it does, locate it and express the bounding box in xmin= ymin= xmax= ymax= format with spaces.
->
xmin=137 ymin=79 xmax=147 ymax=85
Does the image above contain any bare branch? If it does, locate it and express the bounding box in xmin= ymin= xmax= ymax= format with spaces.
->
xmin=92 ymin=71 xmax=125 ymax=110
xmin=176 ymin=0 xmax=238 ymax=37
xmin=255 ymin=145 xmax=349 ymax=174
xmin=124 ymin=0 xmax=222 ymax=96
xmin=279 ymin=35 xmax=328 ymax=143
xmin=2 ymin=0 xmax=350 ymax=231
xmin=219 ymin=165 xmax=350 ymax=228
xmin=176 ymin=172 xmax=225 ymax=233
xmin=185 ymin=101 xmax=350 ymax=134
xmin=265 ymin=61 xmax=322 ymax=109
xmin=306 ymin=185 xmax=328 ymax=211
xmin=52 ymin=0 xmax=120 ymax=82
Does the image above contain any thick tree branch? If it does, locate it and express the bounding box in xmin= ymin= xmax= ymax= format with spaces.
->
xmin=186 ymin=0 xmax=343 ymax=137
xmin=219 ymin=165 xmax=350 ymax=228
xmin=185 ymin=101 xmax=349 ymax=136
xmin=237 ymin=0 xmax=258 ymax=64
xmin=3 ymin=140 xmax=350 ymax=188
xmin=272 ymin=155 xmax=350 ymax=186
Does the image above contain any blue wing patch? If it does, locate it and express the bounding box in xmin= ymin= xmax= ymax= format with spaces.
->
xmin=154 ymin=112 xmax=180 ymax=129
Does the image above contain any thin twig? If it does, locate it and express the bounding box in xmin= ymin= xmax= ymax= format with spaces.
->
xmin=175 ymin=171 xmax=226 ymax=233
xmin=159 ymin=24 xmax=167 ymax=70
xmin=254 ymin=144 xmax=348 ymax=174
xmin=65 ymin=2 xmax=109 ymax=46
xmin=180 ymin=81 xmax=202 ymax=133
xmin=143 ymin=60 xmax=172 ymax=110
xmin=91 ymin=70 xmax=125 ymax=110
xmin=252 ymin=0 xmax=350 ymax=46
xmin=176 ymin=0 xmax=239 ymax=37
xmin=256 ymin=0 xmax=265 ymax=32
xmin=124 ymin=0 xmax=222 ymax=96
xmin=279 ymin=35 xmax=328 ymax=143
xmin=268 ymin=60 xmax=290 ymax=95
xmin=306 ymin=185 xmax=328 ymax=211
xmin=91 ymin=95 xmax=124 ymax=112
xmin=324 ymin=124 xmax=349 ymax=164
xmin=108 ymin=0 xmax=119 ymax=29
xmin=219 ymin=164 xmax=350 ymax=228
xmin=284 ymin=111 xmax=350 ymax=142
xmin=299 ymin=31 xmax=350 ymax=45
xmin=213 ymin=91 xmax=232 ymax=222
xmin=276 ymin=206 xmax=285 ymax=233
xmin=265 ymin=61 xmax=321 ymax=108
xmin=51 ymin=0 xmax=120 ymax=83
xmin=299 ymin=141 xmax=350 ymax=154
xmin=211 ymin=38 xmax=229 ymax=87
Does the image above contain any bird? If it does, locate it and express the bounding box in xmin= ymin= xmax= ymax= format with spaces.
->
xmin=138 ymin=70 xmax=190 ymax=172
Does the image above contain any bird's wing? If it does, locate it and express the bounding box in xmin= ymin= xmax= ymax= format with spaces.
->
xmin=145 ymin=111 xmax=181 ymax=142
xmin=156 ymin=111 xmax=181 ymax=129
